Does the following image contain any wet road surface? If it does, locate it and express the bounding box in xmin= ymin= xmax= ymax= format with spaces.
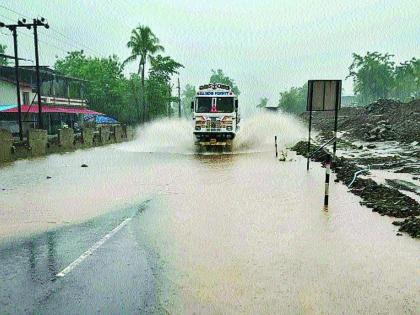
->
xmin=1 ymin=119 xmax=420 ymax=314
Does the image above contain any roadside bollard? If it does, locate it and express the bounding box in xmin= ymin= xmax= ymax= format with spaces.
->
xmin=275 ymin=136 xmax=278 ymax=158
xmin=324 ymin=154 xmax=331 ymax=210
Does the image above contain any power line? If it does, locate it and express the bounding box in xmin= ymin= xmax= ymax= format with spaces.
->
xmin=47 ymin=27 xmax=100 ymax=55
xmin=0 ymin=3 xmax=101 ymax=55
xmin=1 ymin=14 xmax=78 ymax=56
xmin=0 ymin=12 xmax=15 ymax=23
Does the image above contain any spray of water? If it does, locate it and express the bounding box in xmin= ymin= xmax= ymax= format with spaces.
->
xmin=120 ymin=112 xmax=306 ymax=154
xmin=121 ymin=118 xmax=195 ymax=154
xmin=234 ymin=111 xmax=307 ymax=152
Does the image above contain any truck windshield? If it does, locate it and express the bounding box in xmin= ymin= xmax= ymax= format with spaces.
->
xmin=216 ymin=97 xmax=234 ymax=113
xmin=196 ymin=97 xmax=212 ymax=113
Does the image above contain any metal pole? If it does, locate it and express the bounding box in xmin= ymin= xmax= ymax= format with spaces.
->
xmin=306 ymin=81 xmax=314 ymax=171
xmin=306 ymin=104 xmax=313 ymax=171
xmin=177 ymin=77 xmax=181 ymax=118
xmin=33 ymin=21 xmax=43 ymax=129
xmin=332 ymin=81 xmax=341 ymax=159
xmin=12 ymin=28 xmax=23 ymax=141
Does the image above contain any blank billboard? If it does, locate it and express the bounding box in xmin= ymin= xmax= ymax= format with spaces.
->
xmin=307 ymin=80 xmax=342 ymax=111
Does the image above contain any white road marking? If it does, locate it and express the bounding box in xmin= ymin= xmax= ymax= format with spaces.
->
xmin=56 ymin=217 xmax=132 ymax=278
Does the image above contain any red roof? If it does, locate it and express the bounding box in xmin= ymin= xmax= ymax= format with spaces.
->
xmin=2 ymin=105 xmax=102 ymax=115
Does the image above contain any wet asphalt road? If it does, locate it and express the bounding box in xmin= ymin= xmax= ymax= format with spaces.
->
xmin=0 ymin=202 xmax=163 ymax=314
xmin=1 ymin=117 xmax=420 ymax=314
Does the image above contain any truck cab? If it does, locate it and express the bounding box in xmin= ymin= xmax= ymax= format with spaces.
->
xmin=191 ymin=83 xmax=239 ymax=146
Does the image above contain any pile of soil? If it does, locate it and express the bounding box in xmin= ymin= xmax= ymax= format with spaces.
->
xmin=292 ymin=141 xmax=420 ymax=238
xmin=301 ymin=99 xmax=420 ymax=143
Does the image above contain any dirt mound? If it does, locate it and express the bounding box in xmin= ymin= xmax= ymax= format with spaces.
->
xmin=301 ymin=98 xmax=420 ymax=143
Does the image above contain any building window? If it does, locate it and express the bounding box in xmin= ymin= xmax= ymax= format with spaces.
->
xmin=22 ymin=92 xmax=30 ymax=105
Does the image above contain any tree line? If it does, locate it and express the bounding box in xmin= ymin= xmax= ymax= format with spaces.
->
xmin=54 ymin=26 xmax=240 ymax=124
xmin=54 ymin=25 xmax=184 ymax=124
xmin=275 ymin=52 xmax=419 ymax=114
xmin=1 ymin=26 xmax=242 ymax=125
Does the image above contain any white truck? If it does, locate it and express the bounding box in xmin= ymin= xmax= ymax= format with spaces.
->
xmin=191 ymin=83 xmax=239 ymax=147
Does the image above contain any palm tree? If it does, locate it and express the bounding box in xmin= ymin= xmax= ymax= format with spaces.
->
xmin=123 ymin=25 xmax=164 ymax=122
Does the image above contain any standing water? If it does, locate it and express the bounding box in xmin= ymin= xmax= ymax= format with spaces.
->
xmin=0 ymin=113 xmax=419 ymax=313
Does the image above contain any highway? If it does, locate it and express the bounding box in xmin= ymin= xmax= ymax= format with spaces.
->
xmin=1 ymin=125 xmax=420 ymax=314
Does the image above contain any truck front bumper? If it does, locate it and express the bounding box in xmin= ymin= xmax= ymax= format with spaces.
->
xmin=193 ymin=132 xmax=236 ymax=140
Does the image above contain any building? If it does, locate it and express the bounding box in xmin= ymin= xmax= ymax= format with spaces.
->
xmin=264 ymin=104 xmax=280 ymax=112
xmin=341 ymin=95 xmax=358 ymax=107
xmin=0 ymin=65 xmax=101 ymax=136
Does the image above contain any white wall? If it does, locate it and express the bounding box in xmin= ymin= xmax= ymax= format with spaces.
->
xmin=0 ymin=81 xmax=36 ymax=106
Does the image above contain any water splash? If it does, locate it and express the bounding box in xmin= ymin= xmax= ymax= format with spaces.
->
xmin=120 ymin=112 xmax=307 ymax=154
xmin=120 ymin=118 xmax=195 ymax=154
xmin=234 ymin=111 xmax=307 ymax=152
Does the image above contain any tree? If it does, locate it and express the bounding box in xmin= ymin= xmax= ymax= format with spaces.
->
xmin=54 ymin=50 xmax=138 ymax=124
xmin=149 ymin=55 xmax=183 ymax=82
xmin=278 ymin=83 xmax=307 ymax=114
xmin=347 ymin=52 xmax=395 ymax=105
xmin=0 ymin=43 xmax=8 ymax=66
xmin=147 ymin=55 xmax=183 ymax=119
xmin=181 ymin=84 xmax=196 ymax=117
xmin=209 ymin=69 xmax=240 ymax=95
xmin=393 ymin=58 xmax=420 ymax=100
xmin=123 ymin=25 xmax=164 ymax=122
xmin=256 ymin=97 xmax=269 ymax=109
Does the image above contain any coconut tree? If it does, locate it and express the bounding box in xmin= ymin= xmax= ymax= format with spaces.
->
xmin=123 ymin=25 xmax=164 ymax=122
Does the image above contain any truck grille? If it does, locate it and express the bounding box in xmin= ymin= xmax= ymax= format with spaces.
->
xmin=206 ymin=120 xmax=220 ymax=129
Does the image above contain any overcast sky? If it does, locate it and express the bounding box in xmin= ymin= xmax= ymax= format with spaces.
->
xmin=1 ymin=0 xmax=419 ymax=114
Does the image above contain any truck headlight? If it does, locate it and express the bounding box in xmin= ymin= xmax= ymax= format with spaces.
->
xmin=195 ymin=126 xmax=201 ymax=131
xmin=226 ymin=126 xmax=232 ymax=131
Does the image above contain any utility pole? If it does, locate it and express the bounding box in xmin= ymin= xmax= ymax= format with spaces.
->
xmin=177 ymin=76 xmax=181 ymax=118
xmin=32 ymin=18 xmax=49 ymax=129
xmin=0 ymin=21 xmax=26 ymax=140
xmin=11 ymin=27 xmax=23 ymax=140
xmin=0 ymin=18 xmax=49 ymax=135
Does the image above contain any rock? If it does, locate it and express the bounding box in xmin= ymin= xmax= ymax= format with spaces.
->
xmin=396 ymin=233 xmax=403 ymax=236
xmin=46 ymin=176 xmax=52 ymax=179
xmin=367 ymin=144 xmax=376 ymax=149
xmin=81 ymin=164 xmax=88 ymax=167
xmin=358 ymin=145 xmax=363 ymax=149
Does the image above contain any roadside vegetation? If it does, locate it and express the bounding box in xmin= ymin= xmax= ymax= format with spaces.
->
xmin=5 ymin=24 xmax=238 ymax=125
xmin=53 ymin=24 xmax=183 ymax=125
xmin=256 ymin=97 xmax=269 ymax=109
xmin=0 ymin=43 xmax=7 ymax=66
xmin=278 ymin=52 xmax=420 ymax=114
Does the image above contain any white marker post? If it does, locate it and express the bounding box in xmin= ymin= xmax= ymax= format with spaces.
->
xmin=275 ymin=136 xmax=278 ymax=158
xmin=324 ymin=154 xmax=331 ymax=210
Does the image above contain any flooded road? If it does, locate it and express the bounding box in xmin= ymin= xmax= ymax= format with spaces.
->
xmin=1 ymin=114 xmax=420 ymax=314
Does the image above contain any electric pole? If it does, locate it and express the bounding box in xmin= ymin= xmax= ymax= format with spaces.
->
xmin=33 ymin=18 xmax=49 ymax=129
xmin=0 ymin=18 xmax=49 ymax=135
xmin=177 ymin=77 xmax=181 ymax=118
xmin=0 ymin=21 xmax=28 ymax=140
xmin=11 ymin=27 xmax=23 ymax=140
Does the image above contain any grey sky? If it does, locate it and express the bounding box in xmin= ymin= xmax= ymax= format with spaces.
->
xmin=1 ymin=0 xmax=419 ymax=114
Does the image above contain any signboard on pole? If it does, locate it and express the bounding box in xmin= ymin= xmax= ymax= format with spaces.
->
xmin=306 ymin=80 xmax=342 ymax=171
xmin=307 ymin=80 xmax=342 ymax=111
